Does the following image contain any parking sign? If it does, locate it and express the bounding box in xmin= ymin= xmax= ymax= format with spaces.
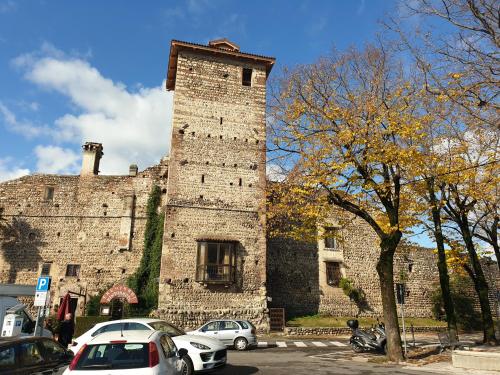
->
xmin=36 ymin=277 xmax=51 ymax=292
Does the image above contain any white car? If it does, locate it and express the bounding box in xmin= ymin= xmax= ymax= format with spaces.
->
xmin=187 ymin=320 xmax=257 ymax=350
xmin=63 ymin=330 xmax=186 ymax=375
xmin=70 ymin=319 xmax=226 ymax=374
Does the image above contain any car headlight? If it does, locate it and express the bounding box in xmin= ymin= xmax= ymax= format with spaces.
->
xmin=190 ymin=342 xmax=211 ymax=350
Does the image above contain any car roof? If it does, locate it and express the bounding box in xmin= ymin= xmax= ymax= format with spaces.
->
xmin=0 ymin=336 xmax=50 ymax=346
xmin=94 ymin=318 xmax=163 ymax=328
xmin=88 ymin=330 xmax=160 ymax=345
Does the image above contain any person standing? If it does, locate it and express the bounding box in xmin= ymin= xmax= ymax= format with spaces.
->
xmin=57 ymin=313 xmax=74 ymax=348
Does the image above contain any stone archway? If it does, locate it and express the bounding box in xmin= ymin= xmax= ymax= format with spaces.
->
xmin=100 ymin=285 xmax=138 ymax=318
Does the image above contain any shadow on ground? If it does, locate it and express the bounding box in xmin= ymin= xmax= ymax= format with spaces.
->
xmin=216 ymin=364 xmax=259 ymax=374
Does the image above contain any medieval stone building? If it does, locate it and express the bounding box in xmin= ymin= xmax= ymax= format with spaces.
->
xmin=0 ymin=38 xmax=498 ymax=330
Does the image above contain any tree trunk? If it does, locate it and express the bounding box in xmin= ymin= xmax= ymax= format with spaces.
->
xmin=427 ymin=182 xmax=458 ymax=343
xmin=489 ymin=220 xmax=500 ymax=273
xmin=377 ymin=234 xmax=404 ymax=362
xmin=461 ymin=221 xmax=497 ymax=344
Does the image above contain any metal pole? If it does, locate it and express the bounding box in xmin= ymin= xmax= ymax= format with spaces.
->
xmin=401 ymin=303 xmax=407 ymax=357
xmin=33 ymin=307 xmax=41 ymax=336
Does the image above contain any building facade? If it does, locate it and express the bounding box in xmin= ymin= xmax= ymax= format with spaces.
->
xmin=0 ymin=39 xmax=498 ymax=329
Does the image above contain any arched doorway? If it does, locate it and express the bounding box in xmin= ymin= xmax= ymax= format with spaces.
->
xmin=100 ymin=285 xmax=138 ymax=319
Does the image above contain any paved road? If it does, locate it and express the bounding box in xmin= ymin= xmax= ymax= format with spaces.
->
xmin=212 ymin=346 xmax=440 ymax=375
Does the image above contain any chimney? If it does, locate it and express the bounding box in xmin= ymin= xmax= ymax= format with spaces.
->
xmin=129 ymin=164 xmax=138 ymax=177
xmin=81 ymin=142 xmax=103 ymax=176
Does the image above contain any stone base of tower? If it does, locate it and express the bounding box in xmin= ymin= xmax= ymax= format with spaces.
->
xmin=154 ymin=283 xmax=270 ymax=332
xmin=153 ymin=307 xmax=270 ymax=333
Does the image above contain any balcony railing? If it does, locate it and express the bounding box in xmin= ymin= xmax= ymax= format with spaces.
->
xmin=196 ymin=264 xmax=235 ymax=284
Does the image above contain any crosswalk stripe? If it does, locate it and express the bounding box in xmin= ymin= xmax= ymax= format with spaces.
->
xmin=330 ymin=341 xmax=347 ymax=347
xmin=293 ymin=341 xmax=307 ymax=347
xmin=276 ymin=341 xmax=287 ymax=348
xmin=312 ymin=341 xmax=327 ymax=347
xmin=257 ymin=342 xmax=267 ymax=347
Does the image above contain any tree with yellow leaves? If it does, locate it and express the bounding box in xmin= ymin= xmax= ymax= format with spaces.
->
xmin=268 ymin=45 xmax=428 ymax=362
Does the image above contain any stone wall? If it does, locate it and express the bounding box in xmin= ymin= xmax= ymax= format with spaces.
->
xmin=158 ymin=44 xmax=271 ymax=330
xmin=0 ymin=159 xmax=168 ymax=316
xmin=267 ymin=209 xmax=498 ymax=321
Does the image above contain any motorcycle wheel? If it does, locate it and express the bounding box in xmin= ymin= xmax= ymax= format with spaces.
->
xmin=382 ymin=342 xmax=387 ymax=354
xmin=351 ymin=341 xmax=364 ymax=353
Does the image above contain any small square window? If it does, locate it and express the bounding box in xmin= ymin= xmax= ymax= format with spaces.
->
xmin=242 ymin=68 xmax=252 ymax=86
xmin=65 ymin=264 xmax=80 ymax=277
xmin=44 ymin=187 xmax=54 ymax=201
xmin=41 ymin=263 xmax=51 ymax=276
xmin=324 ymin=227 xmax=338 ymax=249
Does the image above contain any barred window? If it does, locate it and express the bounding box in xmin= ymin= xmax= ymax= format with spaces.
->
xmin=326 ymin=262 xmax=342 ymax=287
xmin=65 ymin=264 xmax=80 ymax=277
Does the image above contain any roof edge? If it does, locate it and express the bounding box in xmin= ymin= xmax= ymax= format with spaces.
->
xmin=166 ymin=39 xmax=275 ymax=91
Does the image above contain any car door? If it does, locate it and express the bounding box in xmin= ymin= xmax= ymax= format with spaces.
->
xmin=0 ymin=343 xmax=17 ymax=375
xmin=217 ymin=320 xmax=240 ymax=345
xmin=17 ymin=340 xmax=52 ymax=375
xmin=199 ymin=321 xmax=221 ymax=340
xmin=159 ymin=334 xmax=182 ymax=375
xmin=38 ymin=338 xmax=73 ymax=375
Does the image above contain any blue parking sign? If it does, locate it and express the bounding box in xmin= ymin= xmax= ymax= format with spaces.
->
xmin=36 ymin=276 xmax=51 ymax=292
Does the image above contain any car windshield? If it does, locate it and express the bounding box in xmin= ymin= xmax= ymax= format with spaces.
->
xmin=148 ymin=321 xmax=185 ymax=337
xmin=75 ymin=343 xmax=148 ymax=370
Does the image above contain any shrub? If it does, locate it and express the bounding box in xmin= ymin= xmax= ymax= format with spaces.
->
xmin=339 ymin=277 xmax=370 ymax=316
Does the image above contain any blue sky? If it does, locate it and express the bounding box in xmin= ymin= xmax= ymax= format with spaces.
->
xmin=0 ymin=1 xmax=436 ymax=247
xmin=0 ymin=0 xmax=401 ymax=178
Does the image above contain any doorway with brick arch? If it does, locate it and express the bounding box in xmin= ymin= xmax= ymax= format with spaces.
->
xmin=99 ymin=285 xmax=138 ymax=319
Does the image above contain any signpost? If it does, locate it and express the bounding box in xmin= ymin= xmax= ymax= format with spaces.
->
xmin=33 ymin=276 xmax=51 ymax=336
xmin=396 ymin=283 xmax=407 ymax=357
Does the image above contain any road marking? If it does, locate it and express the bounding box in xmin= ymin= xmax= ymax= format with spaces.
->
xmin=330 ymin=341 xmax=347 ymax=347
xmin=312 ymin=341 xmax=327 ymax=347
xmin=293 ymin=341 xmax=307 ymax=347
xmin=276 ymin=341 xmax=287 ymax=348
xmin=257 ymin=342 xmax=268 ymax=347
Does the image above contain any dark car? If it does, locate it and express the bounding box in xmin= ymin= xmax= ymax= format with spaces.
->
xmin=0 ymin=336 xmax=73 ymax=375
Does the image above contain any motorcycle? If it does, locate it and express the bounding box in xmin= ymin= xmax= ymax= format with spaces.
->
xmin=347 ymin=319 xmax=387 ymax=354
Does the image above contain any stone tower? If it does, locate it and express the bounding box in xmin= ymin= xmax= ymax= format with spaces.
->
xmin=158 ymin=39 xmax=275 ymax=329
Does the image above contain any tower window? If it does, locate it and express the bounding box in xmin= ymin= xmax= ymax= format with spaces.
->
xmin=242 ymin=68 xmax=252 ymax=86
xmin=201 ymin=174 xmax=205 ymax=183
xmin=220 ymin=117 xmax=223 ymax=125
xmin=239 ymin=178 xmax=242 ymax=186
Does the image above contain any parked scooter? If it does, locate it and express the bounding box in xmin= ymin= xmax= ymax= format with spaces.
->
xmin=347 ymin=319 xmax=387 ymax=354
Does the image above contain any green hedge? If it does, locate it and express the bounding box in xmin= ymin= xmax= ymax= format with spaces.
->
xmin=75 ymin=316 xmax=109 ymax=337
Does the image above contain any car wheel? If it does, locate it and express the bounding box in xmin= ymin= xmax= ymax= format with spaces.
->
xmin=234 ymin=337 xmax=248 ymax=351
xmin=180 ymin=355 xmax=194 ymax=375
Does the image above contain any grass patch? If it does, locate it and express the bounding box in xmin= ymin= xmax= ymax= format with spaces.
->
xmin=286 ymin=315 xmax=446 ymax=328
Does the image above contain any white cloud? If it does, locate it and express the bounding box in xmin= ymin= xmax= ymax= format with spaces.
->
xmin=266 ymin=163 xmax=287 ymax=182
xmin=34 ymin=145 xmax=80 ymax=174
xmin=356 ymin=0 xmax=366 ymax=15
xmin=0 ymin=158 xmax=29 ymax=182
xmin=0 ymin=101 xmax=49 ymax=138
xmin=13 ymin=44 xmax=173 ymax=175
xmin=0 ymin=0 xmax=16 ymax=14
